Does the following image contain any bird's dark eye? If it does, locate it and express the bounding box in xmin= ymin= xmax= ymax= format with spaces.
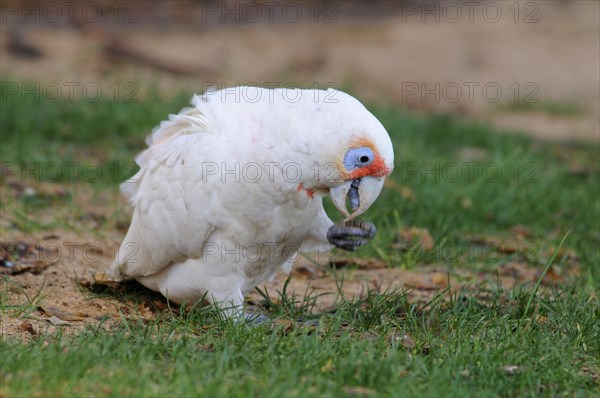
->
xmin=343 ymin=146 xmax=375 ymax=171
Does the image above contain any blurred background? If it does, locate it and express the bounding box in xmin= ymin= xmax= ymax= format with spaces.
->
xmin=2 ymin=0 xmax=599 ymax=141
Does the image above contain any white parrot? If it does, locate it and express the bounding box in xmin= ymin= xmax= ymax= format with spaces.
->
xmin=105 ymin=86 xmax=394 ymax=318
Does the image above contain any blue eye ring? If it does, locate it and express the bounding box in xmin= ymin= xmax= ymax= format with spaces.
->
xmin=343 ymin=147 xmax=374 ymax=170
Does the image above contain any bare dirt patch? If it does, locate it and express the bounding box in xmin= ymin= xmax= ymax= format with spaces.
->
xmin=1 ymin=183 xmax=579 ymax=340
xmin=1 ymin=234 xmax=577 ymax=340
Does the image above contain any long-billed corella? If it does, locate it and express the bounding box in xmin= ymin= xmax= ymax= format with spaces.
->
xmin=103 ymin=86 xmax=394 ymax=319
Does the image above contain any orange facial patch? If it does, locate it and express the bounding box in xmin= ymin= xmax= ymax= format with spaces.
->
xmin=341 ymin=137 xmax=391 ymax=179
xmin=349 ymin=153 xmax=390 ymax=179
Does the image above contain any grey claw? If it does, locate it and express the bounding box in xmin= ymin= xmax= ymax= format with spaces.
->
xmin=243 ymin=312 xmax=270 ymax=324
xmin=297 ymin=318 xmax=319 ymax=327
xmin=327 ymin=219 xmax=377 ymax=251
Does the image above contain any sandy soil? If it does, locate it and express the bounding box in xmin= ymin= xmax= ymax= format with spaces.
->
xmin=1 ymin=182 xmax=578 ymax=341
xmin=2 ymin=231 xmax=573 ymax=341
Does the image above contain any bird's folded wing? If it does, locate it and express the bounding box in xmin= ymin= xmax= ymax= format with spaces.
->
xmin=109 ymin=107 xmax=220 ymax=280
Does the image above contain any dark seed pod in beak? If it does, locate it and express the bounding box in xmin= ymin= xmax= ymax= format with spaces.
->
xmin=348 ymin=179 xmax=361 ymax=212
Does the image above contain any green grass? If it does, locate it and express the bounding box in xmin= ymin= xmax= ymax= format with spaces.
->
xmin=2 ymin=286 xmax=598 ymax=397
xmin=1 ymin=81 xmax=599 ymax=396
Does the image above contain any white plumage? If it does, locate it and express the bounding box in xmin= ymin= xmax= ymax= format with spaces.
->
xmin=106 ymin=86 xmax=393 ymax=317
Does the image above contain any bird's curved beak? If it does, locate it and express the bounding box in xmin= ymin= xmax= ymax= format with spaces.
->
xmin=329 ymin=176 xmax=384 ymax=221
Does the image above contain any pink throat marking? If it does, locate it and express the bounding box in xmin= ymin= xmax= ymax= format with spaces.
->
xmin=297 ymin=183 xmax=315 ymax=198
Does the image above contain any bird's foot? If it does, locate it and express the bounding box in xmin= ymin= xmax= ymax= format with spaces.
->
xmin=240 ymin=313 xmax=319 ymax=328
xmin=327 ymin=219 xmax=377 ymax=251
xmin=297 ymin=317 xmax=319 ymax=327
xmin=242 ymin=312 xmax=271 ymax=325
